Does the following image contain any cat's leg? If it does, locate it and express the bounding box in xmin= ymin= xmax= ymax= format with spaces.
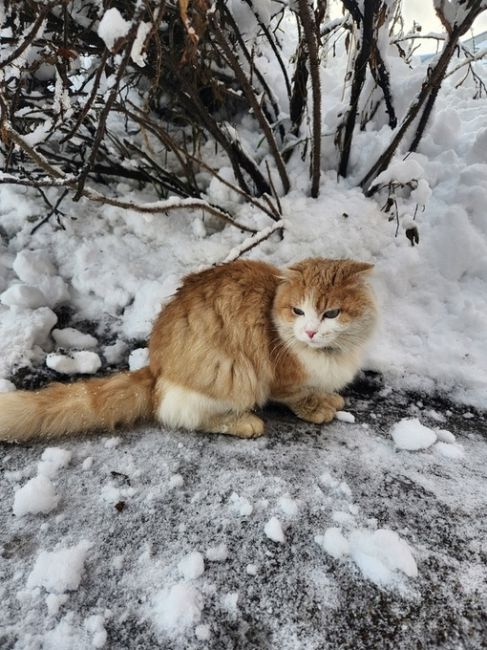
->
xmin=154 ymin=378 xmax=264 ymax=437
xmin=285 ymin=392 xmax=344 ymax=424
xmin=201 ymin=412 xmax=265 ymax=438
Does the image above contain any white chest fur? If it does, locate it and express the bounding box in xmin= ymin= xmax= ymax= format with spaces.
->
xmin=295 ymin=346 xmax=362 ymax=393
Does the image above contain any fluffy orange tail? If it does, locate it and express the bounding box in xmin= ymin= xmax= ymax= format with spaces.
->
xmin=0 ymin=368 xmax=155 ymax=443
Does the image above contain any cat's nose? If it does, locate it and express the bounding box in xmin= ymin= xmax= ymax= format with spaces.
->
xmin=305 ymin=329 xmax=317 ymax=339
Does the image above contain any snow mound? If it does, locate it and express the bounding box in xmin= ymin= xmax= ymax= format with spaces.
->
xmin=391 ymin=418 xmax=437 ymax=450
xmin=13 ymin=475 xmax=59 ymax=516
xmin=27 ymin=541 xmax=92 ymax=593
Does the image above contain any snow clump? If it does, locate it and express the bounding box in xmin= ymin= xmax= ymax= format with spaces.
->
xmin=97 ymin=8 xmax=130 ymax=51
xmin=391 ymin=418 xmax=437 ymax=450
xmin=317 ymin=527 xmax=417 ymax=587
xmin=264 ymin=517 xmax=285 ymax=543
xmin=37 ymin=447 xmax=72 ymax=478
xmin=178 ymin=551 xmax=205 ymax=580
xmin=152 ymin=583 xmax=203 ymax=635
xmin=13 ymin=475 xmax=59 ymax=516
xmin=46 ymin=351 xmax=102 ymax=375
xmin=27 ymin=541 xmax=92 ymax=593
xmin=52 ymin=327 xmax=97 ymax=349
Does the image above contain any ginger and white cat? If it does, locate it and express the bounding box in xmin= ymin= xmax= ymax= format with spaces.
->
xmin=0 ymin=258 xmax=377 ymax=442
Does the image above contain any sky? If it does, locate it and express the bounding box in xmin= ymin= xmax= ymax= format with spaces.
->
xmin=329 ymin=0 xmax=487 ymax=51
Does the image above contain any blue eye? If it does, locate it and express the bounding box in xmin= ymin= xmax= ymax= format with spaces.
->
xmin=323 ymin=309 xmax=340 ymax=319
xmin=292 ymin=307 xmax=304 ymax=316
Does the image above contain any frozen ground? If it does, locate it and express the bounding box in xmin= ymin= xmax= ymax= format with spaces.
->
xmin=1 ymin=376 xmax=486 ymax=650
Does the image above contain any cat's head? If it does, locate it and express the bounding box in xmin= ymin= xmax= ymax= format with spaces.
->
xmin=273 ymin=258 xmax=377 ymax=353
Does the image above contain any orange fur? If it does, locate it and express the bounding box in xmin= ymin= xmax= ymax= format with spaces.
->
xmin=0 ymin=258 xmax=376 ymax=442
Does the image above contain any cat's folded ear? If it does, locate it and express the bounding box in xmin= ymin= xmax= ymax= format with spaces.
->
xmin=275 ymin=266 xmax=302 ymax=282
xmin=343 ymin=260 xmax=374 ymax=277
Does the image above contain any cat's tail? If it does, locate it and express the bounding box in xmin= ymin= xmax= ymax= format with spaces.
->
xmin=0 ymin=367 xmax=155 ymax=443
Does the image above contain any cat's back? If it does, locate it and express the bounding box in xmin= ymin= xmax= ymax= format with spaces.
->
xmin=179 ymin=259 xmax=279 ymax=300
xmin=150 ymin=260 xmax=280 ymax=374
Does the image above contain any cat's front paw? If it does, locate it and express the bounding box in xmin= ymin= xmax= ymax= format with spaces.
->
xmin=289 ymin=394 xmax=342 ymax=425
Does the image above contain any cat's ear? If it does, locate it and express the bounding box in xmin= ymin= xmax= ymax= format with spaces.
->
xmin=275 ymin=266 xmax=302 ymax=282
xmin=343 ymin=260 xmax=374 ymax=277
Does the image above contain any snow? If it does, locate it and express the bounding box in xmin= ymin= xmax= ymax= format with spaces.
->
xmin=278 ymin=494 xmax=299 ymax=517
xmin=13 ymin=475 xmax=59 ymax=516
xmin=85 ymin=614 xmax=108 ymax=648
xmin=130 ymin=22 xmax=151 ymax=67
xmin=194 ymin=623 xmax=211 ymax=640
xmin=152 ymin=583 xmax=204 ymax=635
xmin=206 ymin=543 xmax=228 ymax=562
xmin=391 ymin=418 xmax=437 ymax=450
xmin=435 ymin=428 xmax=456 ymax=443
xmin=1 ymin=6 xmax=487 ymax=646
xmin=317 ymin=526 xmax=418 ymax=586
xmin=169 ymin=473 xmax=184 ymax=488
xmin=434 ymin=441 xmax=465 ymax=459
xmin=46 ymin=351 xmax=102 ymax=375
xmin=37 ymin=447 xmax=72 ymax=478
xmin=264 ymin=517 xmax=285 ymax=543
xmin=315 ymin=527 xmax=350 ymax=559
xmin=335 ymin=410 xmax=356 ymax=423
xmin=229 ymin=492 xmax=253 ymax=516
xmin=0 ymin=378 xmax=15 ymax=392
xmin=0 ymin=284 xmax=47 ymax=309
xmin=52 ymin=328 xmax=97 ymax=349
xmin=97 ymin=8 xmax=130 ymax=52
xmin=26 ymin=541 xmax=92 ymax=593
xmin=178 ymin=551 xmax=205 ymax=580
xmin=128 ymin=347 xmax=149 ymax=371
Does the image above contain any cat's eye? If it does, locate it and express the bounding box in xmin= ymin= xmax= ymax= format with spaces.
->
xmin=292 ymin=307 xmax=304 ymax=316
xmin=323 ymin=309 xmax=340 ymax=319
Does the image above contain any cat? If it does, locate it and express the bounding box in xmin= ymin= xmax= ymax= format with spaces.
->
xmin=0 ymin=258 xmax=377 ymax=442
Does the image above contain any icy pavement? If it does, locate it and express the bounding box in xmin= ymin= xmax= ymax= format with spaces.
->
xmin=1 ymin=378 xmax=486 ymax=649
